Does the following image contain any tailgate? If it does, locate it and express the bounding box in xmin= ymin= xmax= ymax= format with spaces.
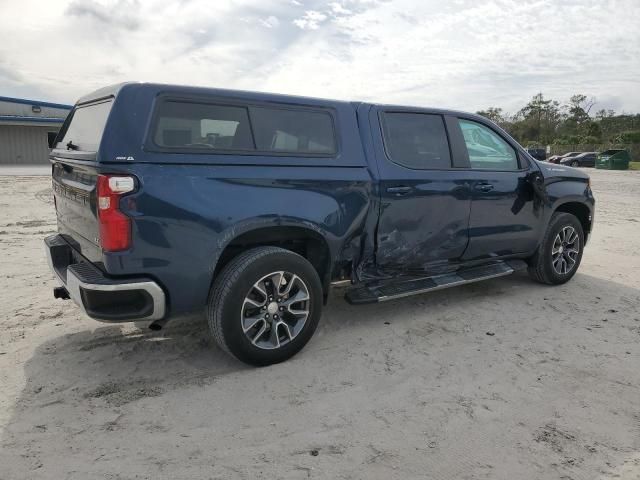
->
xmin=52 ymin=160 xmax=102 ymax=261
xmin=51 ymin=99 xmax=114 ymax=262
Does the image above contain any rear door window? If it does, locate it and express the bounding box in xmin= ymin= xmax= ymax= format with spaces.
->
xmin=152 ymin=101 xmax=254 ymax=151
xmin=381 ymin=112 xmax=452 ymax=169
xmin=56 ymin=99 xmax=113 ymax=152
xmin=250 ymin=107 xmax=336 ymax=155
xmin=458 ymin=119 xmax=519 ymax=170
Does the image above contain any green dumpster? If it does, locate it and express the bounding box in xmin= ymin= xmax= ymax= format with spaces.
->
xmin=595 ymin=149 xmax=631 ymax=170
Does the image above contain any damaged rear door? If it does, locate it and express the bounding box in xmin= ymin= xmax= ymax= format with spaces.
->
xmin=370 ymin=107 xmax=471 ymax=276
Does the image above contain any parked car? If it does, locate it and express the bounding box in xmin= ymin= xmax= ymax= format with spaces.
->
xmin=596 ymin=149 xmax=631 ymax=170
xmin=45 ymin=83 xmax=595 ymax=365
xmin=560 ymin=151 xmax=597 ymax=168
xmin=526 ymin=148 xmax=546 ymax=161
xmin=548 ymin=151 xmax=581 ymax=164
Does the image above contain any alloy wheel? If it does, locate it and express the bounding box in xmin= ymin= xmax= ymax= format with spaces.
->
xmin=240 ymin=271 xmax=310 ymax=350
xmin=551 ymin=226 xmax=580 ymax=275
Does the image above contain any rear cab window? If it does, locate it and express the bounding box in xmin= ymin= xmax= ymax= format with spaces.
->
xmin=150 ymin=98 xmax=336 ymax=156
xmin=56 ymin=99 xmax=113 ymax=153
xmin=251 ymin=107 xmax=335 ymax=154
xmin=153 ymin=102 xmax=254 ymax=150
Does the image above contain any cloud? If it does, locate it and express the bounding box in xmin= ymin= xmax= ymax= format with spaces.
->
xmin=329 ymin=2 xmax=352 ymax=15
xmin=293 ymin=10 xmax=329 ymax=30
xmin=0 ymin=0 xmax=638 ymax=115
xmin=259 ymin=15 xmax=280 ymax=28
xmin=66 ymin=0 xmax=142 ymax=30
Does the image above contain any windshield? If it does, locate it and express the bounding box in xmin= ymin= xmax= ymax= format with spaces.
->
xmin=56 ymin=99 xmax=113 ymax=152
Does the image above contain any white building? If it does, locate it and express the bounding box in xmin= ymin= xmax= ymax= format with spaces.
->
xmin=0 ymin=96 xmax=72 ymax=165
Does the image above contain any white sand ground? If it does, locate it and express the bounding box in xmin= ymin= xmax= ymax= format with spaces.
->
xmin=0 ymin=169 xmax=638 ymax=479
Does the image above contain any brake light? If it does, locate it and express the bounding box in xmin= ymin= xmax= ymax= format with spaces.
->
xmin=96 ymin=175 xmax=136 ymax=252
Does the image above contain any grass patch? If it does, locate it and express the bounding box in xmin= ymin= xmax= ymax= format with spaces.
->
xmin=629 ymin=162 xmax=640 ymax=170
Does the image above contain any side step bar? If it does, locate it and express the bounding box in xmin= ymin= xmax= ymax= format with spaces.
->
xmin=345 ymin=260 xmax=527 ymax=305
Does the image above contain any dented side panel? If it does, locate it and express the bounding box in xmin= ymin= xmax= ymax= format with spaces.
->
xmin=375 ymin=175 xmax=472 ymax=277
xmin=364 ymin=106 xmax=473 ymax=278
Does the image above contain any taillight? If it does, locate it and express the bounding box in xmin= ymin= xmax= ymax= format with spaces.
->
xmin=96 ymin=174 xmax=136 ymax=252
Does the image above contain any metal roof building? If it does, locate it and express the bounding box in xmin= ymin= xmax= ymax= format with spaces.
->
xmin=0 ymin=96 xmax=72 ymax=165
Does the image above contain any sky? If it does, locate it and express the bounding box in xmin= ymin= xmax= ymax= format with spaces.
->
xmin=1 ymin=0 xmax=639 ymax=115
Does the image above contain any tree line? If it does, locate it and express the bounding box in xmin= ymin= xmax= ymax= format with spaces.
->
xmin=477 ymin=93 xmax=640 ymax=147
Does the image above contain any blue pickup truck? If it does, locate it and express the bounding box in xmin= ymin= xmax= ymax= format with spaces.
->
xmin=45 ymin=82 xmax=594 ymax=365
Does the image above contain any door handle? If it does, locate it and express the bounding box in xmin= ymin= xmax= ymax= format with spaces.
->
xmin=386 ymin=186 xmax=412 ymax=196
xmin=474 ymin=183 xmax=494 ymax=192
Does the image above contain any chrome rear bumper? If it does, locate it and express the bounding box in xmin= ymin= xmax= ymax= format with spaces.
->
xmin=44 ymin=234 xmax=166 ymax=322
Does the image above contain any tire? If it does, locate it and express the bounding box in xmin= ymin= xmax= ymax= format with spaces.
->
xmin=208 ymin=247 xmax=323 ymax=366
xmin=571 ymin=160 xmax=579 ymax=167
xmin=528 ymin=212 xmax=584 ymax=285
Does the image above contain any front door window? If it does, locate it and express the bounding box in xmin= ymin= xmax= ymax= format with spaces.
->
xmin=458 ymin=119 xmax=519 ymax=171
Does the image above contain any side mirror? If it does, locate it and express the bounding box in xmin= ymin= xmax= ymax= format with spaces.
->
xmin=527 ymin=171 xmax=544 ymax=189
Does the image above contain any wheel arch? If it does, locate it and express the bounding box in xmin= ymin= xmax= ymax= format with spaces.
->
xmin=210 ymin=224 xmax=335 ymax=302
xmin=553 ymin=201 xmax=592 ymax=242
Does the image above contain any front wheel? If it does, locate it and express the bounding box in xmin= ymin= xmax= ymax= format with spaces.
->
xmin=528 ymin=212 xmax=584 ymax=285
xmin=208 ymin=247 xmax=323 ymax=366
xmin=571 ymin=160 xmax=580 ymax=167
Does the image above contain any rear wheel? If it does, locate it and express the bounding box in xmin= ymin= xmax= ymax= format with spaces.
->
xmin=208 ymin=247 xmax=322 ymax=366
xmin=528 ymin=212 xmax=584 ymax=285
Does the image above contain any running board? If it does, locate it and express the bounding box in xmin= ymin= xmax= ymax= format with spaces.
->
xmin=345 ymin=260 xmax=527 ymax=305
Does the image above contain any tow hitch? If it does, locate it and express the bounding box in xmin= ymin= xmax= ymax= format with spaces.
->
xmin=53 ymin=286 xmax=70 ymax=300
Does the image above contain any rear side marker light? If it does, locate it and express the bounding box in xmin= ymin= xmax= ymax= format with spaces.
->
xmin=97 ymin=174 xmax=136 ymax=252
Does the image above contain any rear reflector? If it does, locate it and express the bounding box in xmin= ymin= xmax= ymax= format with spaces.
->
xmin=96 ymin=174 xmax=136 ymax=252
